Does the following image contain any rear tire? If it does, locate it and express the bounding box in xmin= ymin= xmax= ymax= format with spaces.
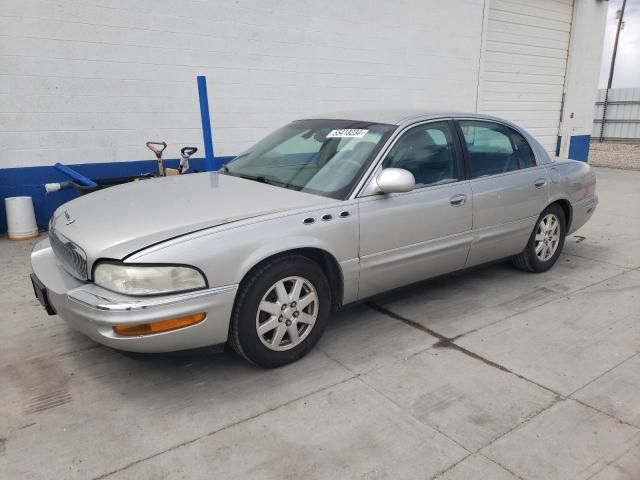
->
xmin=229 ymin=255 xmax=331 ymax=368
xmin=513 ymin=203 xmax=566 ymax=273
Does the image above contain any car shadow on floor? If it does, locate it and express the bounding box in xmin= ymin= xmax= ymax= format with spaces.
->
xmin=59 ymin=253 xmax=598 ymax=395
xmin=87 ymin=259 xmax=543 ymax=367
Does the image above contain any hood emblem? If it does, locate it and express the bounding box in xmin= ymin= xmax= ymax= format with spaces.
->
xmin=64 ymin=210 xmax=75 ymax=225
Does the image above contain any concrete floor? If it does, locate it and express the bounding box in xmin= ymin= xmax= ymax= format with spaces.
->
xmin=1 ymin=167 xmax=639 ymax=480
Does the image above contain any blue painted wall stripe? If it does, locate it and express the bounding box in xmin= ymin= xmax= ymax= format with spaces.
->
xmin=197 ymin=76 xmax=216 ymax=171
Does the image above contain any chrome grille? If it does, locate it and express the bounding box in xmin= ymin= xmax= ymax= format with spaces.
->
xmin=49 ymin=228 xmax=88 ymax=280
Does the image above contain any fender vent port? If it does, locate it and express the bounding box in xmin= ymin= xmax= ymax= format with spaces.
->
xmin=321 ymin=214 xmax=333 ymax=221
xmin=339 ymin=211 xmax=350 ymax=218
xmin=303 ymin=217 xmax=315 ymax=225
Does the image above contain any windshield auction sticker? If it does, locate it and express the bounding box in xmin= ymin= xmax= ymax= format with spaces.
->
xmin=326 ymin=129 xmax=369 ymax=138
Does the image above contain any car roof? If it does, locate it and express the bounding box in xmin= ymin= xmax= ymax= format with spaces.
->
xmin=303 ymin=109 xmax=512 ymax=126
xmin=302 ymin=108 xmax=554 ymax=165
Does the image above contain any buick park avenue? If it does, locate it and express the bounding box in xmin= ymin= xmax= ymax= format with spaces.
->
xmin=31 ymin=111 xmax=598 ymax=367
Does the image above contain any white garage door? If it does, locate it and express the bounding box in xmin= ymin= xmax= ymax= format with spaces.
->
xmin=478 ymin=0 xmax=574 ymax=153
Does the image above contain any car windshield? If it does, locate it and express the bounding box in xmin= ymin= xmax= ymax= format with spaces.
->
xmin=222 ymin=119 xmax=396 ymax=199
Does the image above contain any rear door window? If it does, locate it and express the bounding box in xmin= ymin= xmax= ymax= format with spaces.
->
xmin=458 ymin=120 xmax=520 ymax=178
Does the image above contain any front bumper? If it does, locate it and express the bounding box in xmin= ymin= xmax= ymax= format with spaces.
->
xmin=30 ymin=238 xmax=238 ymax=353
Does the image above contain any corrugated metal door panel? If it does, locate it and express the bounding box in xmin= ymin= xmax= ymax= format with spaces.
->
xmin=479 ymin=0 xmax=574 ymax=153
xmin=483 ymin=52 xmax=566 ymax=70
xmin=491 ymin=0 xmax=573 ymax=16
xmin=486 ymin=25 xmax=570 ymax=49
xmin=486 ymin=17 xmax=570 ymax=40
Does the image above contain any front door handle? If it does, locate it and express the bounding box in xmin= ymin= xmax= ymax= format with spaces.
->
xmin=449 ymin=194 xmax=467 ymax=207
xmin=534 ymin=178 xmax=547 ymax=188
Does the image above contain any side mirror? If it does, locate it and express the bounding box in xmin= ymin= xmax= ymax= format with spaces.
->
xmin=374 ymin=168 xmax=415 ymax=194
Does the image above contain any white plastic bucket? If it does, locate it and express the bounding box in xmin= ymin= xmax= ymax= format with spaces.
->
xmin=5 ymin=196 xmax=39 ymax=240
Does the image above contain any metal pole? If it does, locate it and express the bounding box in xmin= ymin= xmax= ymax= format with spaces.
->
xmin=600 ymin=0 xmax=627 ymax=142
xmin=197 ymin=76 xmax=216 ymax=171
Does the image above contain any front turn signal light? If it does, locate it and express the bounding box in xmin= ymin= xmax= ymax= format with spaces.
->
xmin=113 ymin=313 xmax=206 ymax=336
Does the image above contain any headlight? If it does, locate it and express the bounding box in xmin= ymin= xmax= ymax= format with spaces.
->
xmin=93 ymin=262 xmax=207 ymax=296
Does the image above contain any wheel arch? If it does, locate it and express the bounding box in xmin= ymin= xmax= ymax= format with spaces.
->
xmin=238 ymin=247 xmax=344 ymax=310
xmin=548 ymin=198 xmax=573 ymax=231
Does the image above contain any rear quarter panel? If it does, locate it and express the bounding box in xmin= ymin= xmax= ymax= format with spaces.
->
xmin=545 ymin=160 xmax=597 ymax=233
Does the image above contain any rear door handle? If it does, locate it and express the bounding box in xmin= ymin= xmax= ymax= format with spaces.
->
xmin=449 ymin=194 xmax=467 ymax=207
xmin=534 ymin=178 xmax=547 ymax=188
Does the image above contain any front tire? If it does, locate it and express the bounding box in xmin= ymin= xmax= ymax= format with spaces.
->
xmin=513 ymin=203 xmax=566 ymax=273
xmin=229 ymin=255 xmax=331 ymax=368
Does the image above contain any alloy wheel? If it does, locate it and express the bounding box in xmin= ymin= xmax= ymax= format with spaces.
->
xmin=255 ymin=276 xmax=318 ymax=351
xmin=534 ymin=213 xmax=561 ymax=262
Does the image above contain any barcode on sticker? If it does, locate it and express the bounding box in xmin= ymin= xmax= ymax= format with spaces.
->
xmin=327 ymin=129 xmax=369 ymax=138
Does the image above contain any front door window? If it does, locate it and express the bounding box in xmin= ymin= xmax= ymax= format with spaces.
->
xmin=382 ymin=121 xmax=460 ymax=188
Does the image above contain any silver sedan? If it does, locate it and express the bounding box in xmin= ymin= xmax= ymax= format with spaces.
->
xmin=30 ymin=110 xmax=598 ymax=367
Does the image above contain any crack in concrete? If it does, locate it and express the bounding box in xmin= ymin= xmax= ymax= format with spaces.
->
xmin=17 ymin=422 xmax=36 ymax=431
xmin=431 ymin=268 xmax=630 ymax=342
xmin=316 ymin=347 xmax=473 ymax=457
xmin=366 ymin=301 xmax=449 ymax=342
xmin=563 ymin=251 xmax=636 ymax=270
xmin=58 ymin=344 xmax=101 ymax=357
xmin=366 ymin=298 xmax=640 ymax=437
xmin=91 ymin=375 xmax=357 ymax=480
xmin=571 ymin=397 xmax=640 ymax=431
xmin=357 ymin=375 xmax=472 ymax=456
xmin=479 ymin=453 xmax=528 ymax=480
xmin=430 ymin=452 xmax=473 ymax=479
xmin=367 ymin=296 xmax=640 ymax=442
xmin=569 ymin=351 xmax=640 ymax=399
xmin=366 ymin=302 xmax=561 ymax=397
xmin=583 ymin=437 xmax=640 ymax=480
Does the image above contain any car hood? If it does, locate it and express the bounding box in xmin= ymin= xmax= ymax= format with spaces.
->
xmin=50 ymin=172 xmax=334 ymax=261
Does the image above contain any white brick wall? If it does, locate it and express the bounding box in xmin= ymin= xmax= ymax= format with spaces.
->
xmin=0 ymin=0 xmax=485 ymax=168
